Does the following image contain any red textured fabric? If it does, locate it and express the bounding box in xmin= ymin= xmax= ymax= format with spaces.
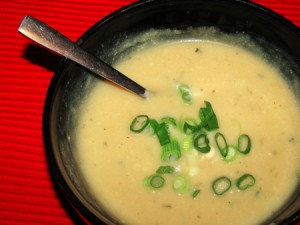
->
xmin=0 ymin=0 xmax=299 ymax=224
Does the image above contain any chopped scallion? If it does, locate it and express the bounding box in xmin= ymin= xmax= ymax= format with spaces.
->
xmin=156 ymin=165 xmax=175 ymax=174
xmin=199 ymin=101 xmax=219 ymax=131
xmin=177 ymin=83 xmax=193 ymax=104
xmin=141 ymin=119 xmax=158 ymax=136
xmin=178 ymin=117 xmax=198 ymax=134
xmin=149 ymin=119 xmax=159 ymax=135
xmin=224 ymin=146 xmax=239 ymax=162
xmin=182 ymin=136 xmax=193 ymax=151
xmin=130 ymin=115 xmax=150 ymax=133
xmin=238 ymin=134 xmax=251 ymax=154
xmin=192 ymin=189 xmax=201 ymax=198
xmin=132 ymin=98 xmax=254 ymax=197
xmin=160 ymin=117 xmax=177 ymax=127
xmin=215 ymin=132 xmax=229 ymax=157
xmin=193 ymin=133 xmax=210 ymax=153
xmin=236 ymin=174 xmax=256 ymax=190
xmin=183 ymin=122 xmax=201 ymax=134
xmin=156 ymin=122 xmax=171 ymax=146
xmin=173 ymin=176 xmax=190 ymax=193
xmin=161 ymin=139 xmax=181 ymax=162
xmin=212 ymin=176 xmax=231 ymax=195
xmin=144 ymin=175 xmax=165 ymax=189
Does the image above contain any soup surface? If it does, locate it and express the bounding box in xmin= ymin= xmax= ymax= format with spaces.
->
xmin=75 ymin=37 xmax=300 ymax=225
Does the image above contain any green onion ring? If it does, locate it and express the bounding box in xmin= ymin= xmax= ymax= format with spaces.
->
xmin=236 ymin=174 xmax=256 ymax=190
xmin=215 ymin=132 xmax=229 ymax=157
xmin=145 ymin=175 xmax=165 ymax=189
xmin=130 ymin=115 xmax=150 ymax=133
xmin=212 ymin=176 xmax=231 ymax=195
xmin=193 ymin=133 xmax=210 ymax=153
xmin=173 ymin=176 xmax=189 ymax=193
xmin=238 ymin=134 xmax=251 ymax=154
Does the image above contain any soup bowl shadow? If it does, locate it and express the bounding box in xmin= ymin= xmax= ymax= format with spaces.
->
xmin=43 ymin=0 xmax=300 ymax=224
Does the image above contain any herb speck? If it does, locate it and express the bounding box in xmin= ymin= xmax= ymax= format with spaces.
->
xmin=289 ymin=137 xmax=295 ymax=143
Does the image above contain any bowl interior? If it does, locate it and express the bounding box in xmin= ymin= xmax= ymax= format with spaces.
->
xmin=43 ymin=0 xmax=300 ymax=224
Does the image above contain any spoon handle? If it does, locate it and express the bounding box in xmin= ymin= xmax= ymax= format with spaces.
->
xmin=18 ymin=15 xmax=151 ymax=99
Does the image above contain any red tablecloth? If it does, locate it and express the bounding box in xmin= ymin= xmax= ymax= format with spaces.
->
xmin=0 ymin=0 xmax=299 ymax=224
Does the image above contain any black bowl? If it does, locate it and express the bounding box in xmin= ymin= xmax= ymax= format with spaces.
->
xmin=43 ymin=0 xmax=300 ymax=224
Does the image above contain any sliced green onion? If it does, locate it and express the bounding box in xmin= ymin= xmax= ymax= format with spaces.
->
xmin=149 ymin=120 xmax=172 ymax=146
xmin=215 ymin=132 xmax=229 ymax=157
xmin=182 ymin=136 xmax=193 ymax=151
xmin=160 ymin=117 xmax=177 ymax=127
xmin=199 ymin=107 xmax=212 ymax=127
xmin=212 ymin=176 xmax=231 ymax=195
xmin=156 ymin=165 xmax=175 ymax=174
xmin=161 ymin=139 xmax=181 ymax=162
xmin=130 ymin=115 xmax=150 ymax=133
xmin=224 ymin=146 xmax=239 ymax=162
xmin=156 ymin=122 xmax=171 ymax=146
xmin=199 ymin=101 xmax=219 ymax=131
xmin=144 ymin=175 xmax=165 ymax=189
xmin=148 ymin=119 xmax=159 ymax=135
xmin=173 ymin=176 xmax=190 ymax=193
xmin=178 ymin=117 xmax=198 ymax=134
xmin=142 ymin=119 xmax=158 ymax=136
xmin=238 ymin=134 xmax=251 ymax=154
xmin=192 ymin=189 xmax=201 ymax=198
xmin=236 ymin=174 xmax=256 ymax=190
xmin=193 ymin=133 xmax=210 ymax=153
xmin=183 ymin=122 xmax=201 ymax=135
xmin=177 ymin=83 xmax=193 ymax=104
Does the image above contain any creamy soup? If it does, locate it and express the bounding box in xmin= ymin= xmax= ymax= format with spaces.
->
xmin=75 ymin=34 xmax=300 ymax=225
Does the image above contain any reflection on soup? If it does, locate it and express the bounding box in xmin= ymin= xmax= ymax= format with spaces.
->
xmin=75 ymin=38 xmax=300 ymax=225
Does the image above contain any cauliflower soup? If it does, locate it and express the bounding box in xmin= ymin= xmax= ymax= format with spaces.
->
xmin=75 ymin=32 xmax=300 ymax=225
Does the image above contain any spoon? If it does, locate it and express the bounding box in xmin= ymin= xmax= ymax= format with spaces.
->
xmin=18 ymin=15 xmax=152 ymax=99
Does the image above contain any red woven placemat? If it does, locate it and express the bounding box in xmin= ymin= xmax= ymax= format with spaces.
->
xmin=0 ymin=0 xmax=299 ymax=224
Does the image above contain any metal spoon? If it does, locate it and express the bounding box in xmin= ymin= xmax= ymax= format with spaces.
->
xmin=18 ymin=15 xmax=152 ymax=99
